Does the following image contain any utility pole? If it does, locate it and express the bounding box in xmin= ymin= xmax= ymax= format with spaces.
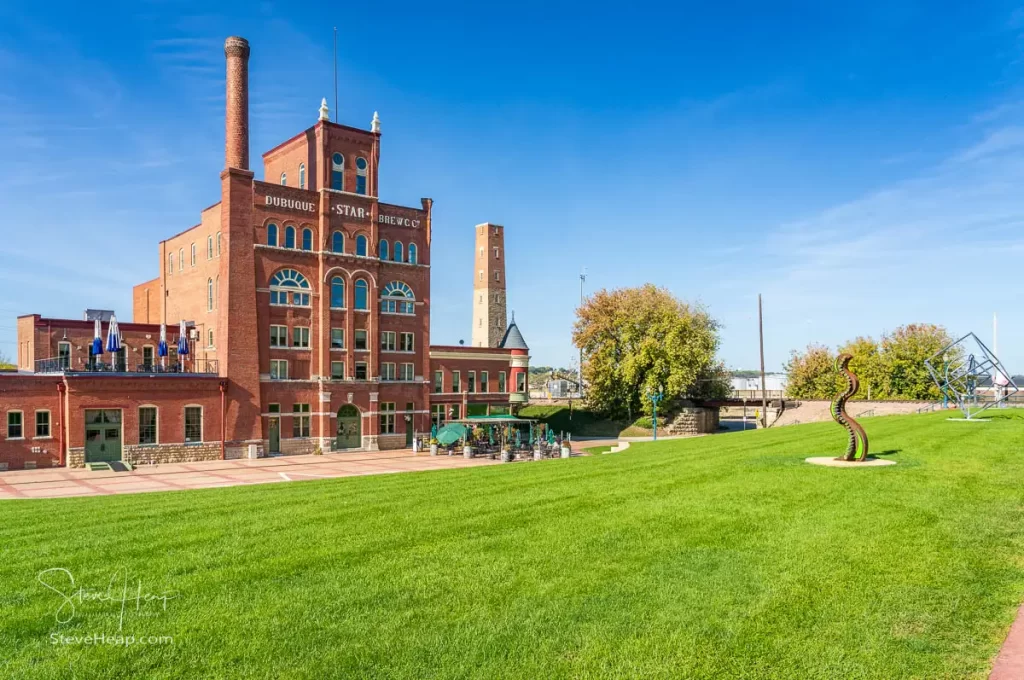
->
xmin=759 ymin=294 xmax=768 ymax=429
xmin=578 ymin=268 xmax=587 ymax=397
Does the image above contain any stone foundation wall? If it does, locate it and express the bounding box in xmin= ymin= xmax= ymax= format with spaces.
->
xmin=377 ymin=434 xmax=407 ymax=451
xmin=276 ymin=438 xmax=318 ymax=456
xmin=226 ymin=441 xmax=264 ymax=460
xmin=67 ymin=443 xmax=221 ymax=468
xmin=666 ymin=407 xmax=720 ymax=435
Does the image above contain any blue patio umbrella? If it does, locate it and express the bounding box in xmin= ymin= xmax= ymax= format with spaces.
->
xmin=105 ymin=315 xmax=122 ymax=367
xmin=177 ymin=320 xmax=190 ymax=358
xmin=91 ymin=318 xmax=102 ymax=356
xmin=430 ymin=424 xmax=437 ymax=440
xmin=158 ymin=323 xmax=168 ymax=362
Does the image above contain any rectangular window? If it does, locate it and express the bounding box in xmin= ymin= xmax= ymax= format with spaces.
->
xmin=481 ymin=371 xmax=489 ymax=393
xmin=381 ymin=362 xmax=396 ymax=381
xmin=433 ymin=370 xmax=443 ymax=393
xmin=207 ymin=236 xmax=213 ymax=259
xmin=517 ymin=372 xmax=527 ymax=392
xmin=208 ymin=329 xmax=215 ymax=348
xmin=380 ymin=402 xmax=396 ymax=434
xmin=331 ymin=328 xmax=345 ymax=349
xmin=292 ymin=326 xmax=310 ymax=348
xmin=355 ymin=362 xmax=368 ymax=380
xmin=467 ymin=371 xmax=476 ymax=393
xmin=381 ymin=331 xmax=397 ymax=351
xmin=6 ymin=411 xmax=22 ymax=439
xmin=191 ymin=244 xmax=197 ymax=267
xmin=450 ymin=404 xmax=461 ymax=419
xmin=452 ymin=370 xmax=461 ymax=393
xmin=331 ymin=361 xmax=345 ymax=379
xmin=270 ymin=325 xmax=288 ymax=347
xmin=179 ymin=249 xmax=184 ymax=271
xmin=431 ymin=404 xmax=446 ymax=427
xmin=293 ymin=403 xmax=311 ymax=437
xmin=399 ymin=332 xmax=414 ymax=352
xmin=35 ymin=410 xmax=50 ymax=438
xmin=270 ymin=359 xmax=289 ymax=380
xmin=167 ymin=254 xmax=174 ymax=275
xmin=494 ymin=270 xmax=501 ymax=282
xmin=139 ymin=407 xmax=157 ymax=444
xmin=58 ymin=342 xmax=71 ymax=369
xmin=142 ymin=345 xmax=154 ymax=368
xmin=494 ymin=247 xmax=499 ymax=259
xmin=184 ymin=406 xmax=202 ymax=443
xmin=399 ymin=363 xmax=414 ymax=381
xmin=498 ymin=371 xmax=507 ymax=393
xmin=355 ymin=330 xmax=368 ymax=351
xmin=216 ymin=232 xmax=221 ymax=256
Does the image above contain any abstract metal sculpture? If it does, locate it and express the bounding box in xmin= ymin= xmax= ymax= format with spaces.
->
xmin=831 ymin=353 xmax=869 ymax=461
xmin=925 ymin=332 xmax=1018 ymax=419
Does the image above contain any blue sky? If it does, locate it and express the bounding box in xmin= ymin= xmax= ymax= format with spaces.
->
xmin=3 ymin=2 xmax=1024 ymax=372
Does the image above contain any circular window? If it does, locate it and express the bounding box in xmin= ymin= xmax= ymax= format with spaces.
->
xmin=356 ymin=157 xmax=367 ymax=170
xmin=332 ymin=153 xmax=343 ymax=166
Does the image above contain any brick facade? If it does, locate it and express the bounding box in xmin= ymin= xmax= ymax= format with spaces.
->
xmin=0 ymin=35 xmax=528 ymax=472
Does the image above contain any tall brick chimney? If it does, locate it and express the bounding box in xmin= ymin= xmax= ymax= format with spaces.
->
xmin=224 ymin=36 xmax=250 ymax=170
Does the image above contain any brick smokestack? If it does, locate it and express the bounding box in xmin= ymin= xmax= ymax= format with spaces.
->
xmin=224 ymin=36 xmax=250 ymax=170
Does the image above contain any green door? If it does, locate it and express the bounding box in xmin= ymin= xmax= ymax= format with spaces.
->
xmin=268 ymin=417 xmax=280 ymax=453
xmin=84 ymin=409 xmax=122 ymax=463
xmin=336 ymin=405 xmax=361 ymax=449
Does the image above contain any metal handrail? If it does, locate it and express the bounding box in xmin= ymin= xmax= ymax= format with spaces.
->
xmin=34 ymin=356 xmax=219 ymax=375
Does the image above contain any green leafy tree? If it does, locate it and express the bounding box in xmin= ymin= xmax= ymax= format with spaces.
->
xmin=838 ymin=336 xmax=885 ymax=400
xmin=784 ymin=344 xmax=840 ymax=399
xmin=573 ymin=285 xmax=729 ymax=419
xmin=878 ymin=324 xmax=951 ymax=400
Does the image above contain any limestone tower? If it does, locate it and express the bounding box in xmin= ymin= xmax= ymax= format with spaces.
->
xmin=472 ymin=223 xmax=507 ymax=347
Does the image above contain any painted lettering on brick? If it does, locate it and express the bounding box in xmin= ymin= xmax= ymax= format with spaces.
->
xmin=265 ymin=195 xmax=315 ymax=212
xmin=333 ymin=204 xmax=368 ymax=219
xmin=378 ymin=214 xmax=420 ymax=228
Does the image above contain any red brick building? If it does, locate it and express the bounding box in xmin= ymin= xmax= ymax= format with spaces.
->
xmin=0 ymin=36 xmax=528 ymax=471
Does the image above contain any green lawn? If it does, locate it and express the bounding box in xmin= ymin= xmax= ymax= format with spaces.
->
xmin=518 ymin=403 xmax=625 ymax=437
xmin=4 ymin=411 xmax=1024 ymax=678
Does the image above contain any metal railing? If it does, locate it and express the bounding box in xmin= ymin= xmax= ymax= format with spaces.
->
xmin=35 ymin=356 xmax=219 ymax=376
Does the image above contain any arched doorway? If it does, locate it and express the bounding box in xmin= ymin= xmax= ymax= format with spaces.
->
xmin=336 ymin=405 xmax=361 ymax=450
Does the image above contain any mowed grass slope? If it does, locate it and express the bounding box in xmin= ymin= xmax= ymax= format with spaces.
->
xmin=4 ymin=412 xmax=1024 ymax=678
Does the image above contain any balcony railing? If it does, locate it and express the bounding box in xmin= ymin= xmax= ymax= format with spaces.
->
xmin=35 ymin=356 xmax=219 ymax=376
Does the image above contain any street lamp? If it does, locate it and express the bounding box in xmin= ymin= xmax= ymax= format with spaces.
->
xmin=646 ymin=385 xmax=664 ymax=441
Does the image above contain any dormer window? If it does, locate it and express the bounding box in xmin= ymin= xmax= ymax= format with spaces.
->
xmin=331 ymin=153 xmax=344 ymax=191
xmin=356 ymin=157 xmax=367 ymax=195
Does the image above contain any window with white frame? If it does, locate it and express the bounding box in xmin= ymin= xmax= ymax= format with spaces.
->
xmin=399 ymin=332 xmax=414 ymax=352
xmin=293 ymin=403 xmax=310 ymax=437
xmin=280 ymin=172 xmax=287 ymax=186
xmin=331 ymin=153 xmax=344 ymax=190
xmin=481 ymin=371 xmax=489 ymax=393
xmin=452 ymin=370 xmax=461 ymax=393
xmin=285 ymin=226 xmax=296 ymax=249
xmin=268 ymin=224 xmax=278 ymax=247
xmin=399 ymin=363 xmax=414 ymax=381
xmin=6 ymin=411 xmax=22 ymax=439
xmin=356 ymin=157 xmax=367 ymax=195
xmin=379 ymin=402 xmax=396 ymax=434
xmin=434 ymin=370 xmax=443 ymax=393
xmin=207 ymin=278 xmax=214 ymax=311
xmin=393 ymin=242 xmax=403 ymax=262
xmin=299 ymin=163 xmax=306 ymax=190
xmin=330 ymin=277 xmax=345 ymax=308
xmin=381 ymin=331 xmax=396 ymax=351
xmin=208 ymin=329 xmax=214 ymax=348
xmin=494 ymin=270 xmax=501 ymax=282
xmin=431 ymin=404 xmax=446 ymax=427
xmin=331 ymin=361 xmax=345 ymax=379
xmin=139 ymin=406 xmax=157 ymax=444
xmin=331 ymin=231 xmax=344 ymax=253
xmin=494 ymin=247 xmax=500 ymax=259
xmin=292 ymin=327 xmax=310 ymax=348
xmin=179 ymin=249 xmax=184 ymax=271
xmin=517 ymin=372 xmax=527 ymax=392
xmin=301 ymin=228 xmax=313 ymax=251
xmin=354 ymin=361 xmax=367 ymax=380
xmin=354 ymin=329 xmax=367 ymax=351
xmin=207 ymin=236 xmax=213 ymax=259
xmin=191 ymin=243 xmax=197 ymax=266
xmin=35 ymin=410 xmax=50 ymax=438
xmin=380 ymin=281 xmax=415 ymax=315
xmin=354 ymin=279 xmax=369 ymax=309
xmin=58 ymin=342 xmax=71 ymax=369
xmin=379 ymin=239 xmax=389 ymax=261
xmin=356 ymin=235 xmax=367 ymax=256
xmin=168 ymin=253 xmax=174 ymax=274
xmin=270 ymin=325 xmax=287 ymax=347
xmin=467 ymin=371 xmax=476 ymax=393
xmin=330 ymin=328 xmax=344 ymax=349
xmin=269 ymin=269 xmax=311 ymax=307
xmin=408 ymin=243 xmax=417 ymax=264
xmin=381 ymin=362 xmax=396 ymax=381
xmin=498 ymin=371 xmax=507 ymax=393
xmin=270 ymin=359 xmax=289 ymax=380
xmin=216 ymin=231 xmax=221 ymax=256
xmin=184 ymin=406 xmax=202 ymax=443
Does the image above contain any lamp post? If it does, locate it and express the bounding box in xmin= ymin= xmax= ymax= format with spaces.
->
xmin=647 ymin=386 xmax=664 ymax=441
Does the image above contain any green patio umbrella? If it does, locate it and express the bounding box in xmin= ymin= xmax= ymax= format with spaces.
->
xmin=547 ymin=429 xmax=555 ymax=445
xmin=431 ymin=424 xmax=437 ymax=440
xmin=489 ymin=425 xmax=495 ymax=446
xmin=515 ymin=429 xmax=522 ymax=447
xmin=528 ymin=423 xmax=535 ymax=446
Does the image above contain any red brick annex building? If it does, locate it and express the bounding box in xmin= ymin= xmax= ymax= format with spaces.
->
xmin=0 ymin=36 xmax=529 ymax=471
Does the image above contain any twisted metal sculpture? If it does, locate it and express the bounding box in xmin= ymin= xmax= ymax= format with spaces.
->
xmin=831 ymin=353 xmax=869 ymax=461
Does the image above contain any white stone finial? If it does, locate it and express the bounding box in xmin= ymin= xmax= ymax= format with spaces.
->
xmin=371 ymin=111 xmax=380 ymax=133
xmin=319 ymin=98 xmax=330 ymax=122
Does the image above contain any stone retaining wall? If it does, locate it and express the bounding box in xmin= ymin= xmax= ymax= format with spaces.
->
xmin=377 ymin=434 xmax=407 ymax=450
xmin=67 ymin=442 xmax=221 ymax=468
xmin=666 ymin=407 xmax=720 ymax=435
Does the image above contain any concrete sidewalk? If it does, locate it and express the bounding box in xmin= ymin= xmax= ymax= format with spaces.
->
xmin=0 ymin=450 xmax=499 ymax=500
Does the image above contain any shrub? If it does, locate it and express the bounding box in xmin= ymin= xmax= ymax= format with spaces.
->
xmin=631 ymin=416 xmax=666 ymax=429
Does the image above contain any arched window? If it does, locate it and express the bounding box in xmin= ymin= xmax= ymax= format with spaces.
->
xmin=269 ymin=269 xmax=311 ymax=307
xmin=393 ymin=241 xmax=403 ymax=262
xmin=380 ymin=281 xmax=415 ymax=315
xmin=354 ymin=279 xmax=369 ymax=310
xmin=207 ymin=278 xmax=214 ymax=311
xmin=378 ymin=239 xmax=389 ymax=260
xmin=408 ymin=243 xmax=417 ymax=264
xmin=215 ymin=275 xmax=219 ymax=306
xmin=280 ymin=172 xmax=287 ymax=186
xmin=298 ymin=163 xmax=306 ymax=190
xmin=268 ymin=223 xmax=278 ymax=247
xmin=301 ymin=228 xmax=313 ymax=251
xmin=331 ymin=231 xmax=344 ymax=253
xmin=285 ymin=226 xmax=296 ymax=249
xmin=356 ymin=235 xmax=368 ymax=257
xmin=330 ymin=276 xmax=345 ymax=308
xmin=356 ymin=157 xmax=367 ymax=195
xmin=331 ymin=153 xmax=344 ymax=191
xmin=179 ymin=248 xmax=184 ymax=271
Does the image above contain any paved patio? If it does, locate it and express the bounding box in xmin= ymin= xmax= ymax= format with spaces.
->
xmin=0 ymin=450 xmax=500 ymax=500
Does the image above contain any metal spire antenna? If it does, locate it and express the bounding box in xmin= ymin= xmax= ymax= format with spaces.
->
xmin=333 ymin=27 xmax=338 ymax=123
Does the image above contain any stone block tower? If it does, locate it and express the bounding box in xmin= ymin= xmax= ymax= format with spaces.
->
xmin=472 ymin=223 xmax=506 ymax=347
